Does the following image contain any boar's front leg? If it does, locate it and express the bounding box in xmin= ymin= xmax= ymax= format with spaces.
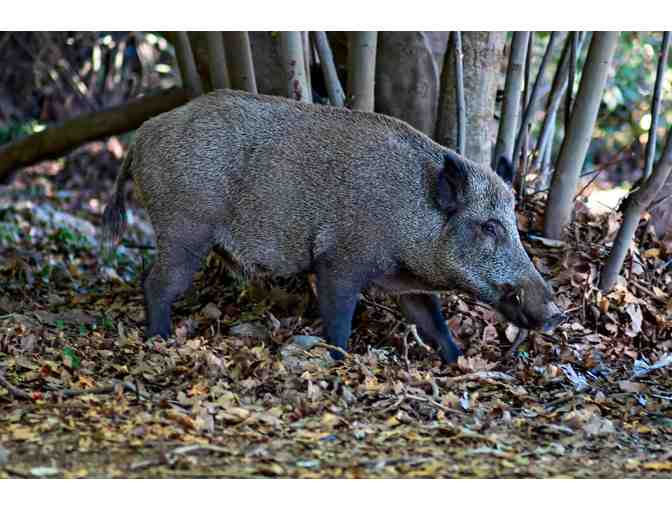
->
xmin=314 ymin=258 xmax=367 ymax=360
xmin=398 ymin=293 xmax=462 ymax=363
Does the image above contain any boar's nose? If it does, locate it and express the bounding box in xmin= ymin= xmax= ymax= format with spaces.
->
xmin=543 ymin=303 xmax=566 ymax=332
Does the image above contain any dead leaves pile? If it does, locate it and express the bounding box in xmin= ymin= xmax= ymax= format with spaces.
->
xmin=1 ymin=182 xmax=672 ymax=478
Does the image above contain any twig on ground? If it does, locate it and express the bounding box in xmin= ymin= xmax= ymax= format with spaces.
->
xmin=402 ymin=328 xmax=411 ymax=370
xmin=430 ymin=380 xmax=441 ymax=401
xmin=404 ymin=393 xmax=465 ymax=415
xmin=360 ymin=297 xmax=400 ymax=318
xmin=129 ymin=444 xmax=231 ymax=471
xmin=1 ymin=370 xmax=150 ymax=402
xmin=314 ymin=342 xmax=349 ymax=360
xmin=438 ymin=371 xmax=516 ymax=383
xmin=0 ymin=370 xmax=32 ymax=400
xmin=629 ymin=280 xmax=667 ymax=304
xmin=409 ymin=324 xmax=430 ymax=350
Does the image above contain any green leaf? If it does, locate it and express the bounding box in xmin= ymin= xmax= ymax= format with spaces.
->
xmin=63 ymin=347 xmax=81 ymax=369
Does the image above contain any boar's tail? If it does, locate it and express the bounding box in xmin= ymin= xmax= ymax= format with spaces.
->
xmin=102 ymin=144 xmax=134 ymax=249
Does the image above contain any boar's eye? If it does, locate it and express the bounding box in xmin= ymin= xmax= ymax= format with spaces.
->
xmin=482 ymin=220 xmax=499 ymax=238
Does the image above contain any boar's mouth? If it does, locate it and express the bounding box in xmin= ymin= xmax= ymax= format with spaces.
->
xmin=497 ymin=285 xmax=565 ymax=332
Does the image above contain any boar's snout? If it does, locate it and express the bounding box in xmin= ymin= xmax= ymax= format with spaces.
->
xmin=498 ymin=278 xmax=564 ymax=332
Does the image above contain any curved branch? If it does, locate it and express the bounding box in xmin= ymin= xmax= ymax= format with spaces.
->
xmin=0 ymin=87 xmax=189 ymax=183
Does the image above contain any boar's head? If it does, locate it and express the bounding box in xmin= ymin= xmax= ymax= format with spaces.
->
xmin=426 ymin=151 xmax=564 ymax=332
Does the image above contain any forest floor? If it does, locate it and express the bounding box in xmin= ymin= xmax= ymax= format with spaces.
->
xmin=1 ymin=142 xmax=671 ymax=478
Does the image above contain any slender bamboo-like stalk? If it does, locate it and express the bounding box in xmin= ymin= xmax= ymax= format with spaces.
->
xmin=564 ymin=32 xmax=579 ymax=134
xmin=278 ymin=32 xmax=312 ymax=103
xmin=223 ymin=31 xmax=257 ymax=93
xmin=532 ymin=33 xmax=587 ymax=170
xmin=513 ymin=32 xmax=558 ymax=170
xmin=174 ymin=31 xmax=203 ymax=98
xmin=599 ymin=127 xmax=672 ymax=291
xmin=643 ymin=31 xmax=671 ymax=180
xmin=312 ymin=31 xmax=345 ymax=107
xmin=302 ymin=31 xmax=313 ymax=102
xmin=452 ymin=31 xmax=466 ymax=155
xmin=536 ymin=109 xmax=557 ymax=190
xmin=494 ymin=32 xmax=530 ymax=165
xmin=206 ymin=32 xmax=230 ymax=90
xmin=543 ymin=32 xmax=619 ymax=240
xmin=347 ymin=32 xmax=378 ymax=111
xmin=516 ymin=32 xmax=534 ymax=199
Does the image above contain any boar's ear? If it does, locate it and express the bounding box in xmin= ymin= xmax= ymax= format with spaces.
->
xmin=437 ymin=152 xmax=468 ymax=213
xmin=495 ymin=156 xmax=514 ymax=187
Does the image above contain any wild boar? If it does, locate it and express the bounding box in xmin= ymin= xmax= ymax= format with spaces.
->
xmin=103 ymin=89 xmax=563 ymax=363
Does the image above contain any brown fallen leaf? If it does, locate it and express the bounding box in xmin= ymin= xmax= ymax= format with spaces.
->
xmin=618 ymin=380 xmax=647 ymax=393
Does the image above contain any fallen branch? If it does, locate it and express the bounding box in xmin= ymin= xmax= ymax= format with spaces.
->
xmin=438 ymin=371 xmax=516 ymax=383
xmin=0 ymin=87 xmax=189 ymax=183
xmin=0 ymin=369 xmax=150 ymax=402
xmin=129 ymin=443 xmax=231 ymax=471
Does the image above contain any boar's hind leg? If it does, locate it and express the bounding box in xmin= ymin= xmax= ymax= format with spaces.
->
xmin=398 ymin=293 xmax=462 ymax=363
xmin=143 ymin=226 xmax=213 ymax=339
xmin=315 ymin=259 xmax=367 ymax=360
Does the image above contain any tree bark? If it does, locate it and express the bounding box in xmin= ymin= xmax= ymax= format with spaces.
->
xmin=564 ymin=32 xmax=579 ymax=134
xmin=543 ymin=31 xmax=619 ymax=240
xmin=599 ymin=127 xmax=672 ymax=291
xmin=493 ymin=32 xmax=529 ymax=165
xmin=536 ymin=108 xmax=557 ymax=190
xmin=174 ymin=31 xmax=203 ymax=98
xmin=278 ymin=32 xmax=312 ymax=103
xmin=223 ymin=31 xmax=257 ymax=93
xmin=643 ymin=31 xmax=670 ymax=180
xmin=437 ymin=31 xmax=505 ymax=166
xmin=206 ymin=31 xmax=230 ymax=89
xmin=0 ymin=88 xmax=189 ymax=183
xmin=377 ymin=31 xmax=442 ymax=137
xmin=312 ymin=31 xmax=345 ymax=107
xmin=532 ymin=32 xmax=587 ymax=171
xmin=452 ymin=31 xmax=466 ymax=155
xmin=513 ymin=32 xmax=559 ymax=169
xmin=347 ymin=32 xmax=378 ymax=111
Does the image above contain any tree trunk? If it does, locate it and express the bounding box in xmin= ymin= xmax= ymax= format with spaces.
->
xmin=564 ymin=32 xmax=580 ymax=134
xmin=223 ymin=31 xmax=257 ymax=93
xmin=347 ymin=32 xmax=378 ymax=111
xmin=543 ymin=31 xmax=619 ymax=240
xmin=437 ymin=31 xmax=505 ymax=166
xmin=0 ymin=88 xmax=189 ymax=183
xmin=312 ymin=31 xmax=345 ymax=107
xmin=599 ymin=127 xmax=672 ymax=291
xmin=452 ymin=31 xmax=466 ymax=155
xmin=376 ymin=31 xmax=442 ymax=137
xmin=174 ymin=31 xmax=203 ymax=98
xmin=642 ymin=31 xmax=670 ymax=180
xmin=513 ymin=32 xmax=559 ymax=169
xmin=493 ymin=32 xmax=529 ymax=165
xmin=302 ymin=31 xmax=312 ymax=98
xmin=206 ymin=31 xmax=230 ymax=89
xmin=532 ymin=32 xmax=587 ymax=172
xmin=278 ymin=32 xmax=312 ymax=103
xmin=536 ymin=108 xmax=557 ymax=190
